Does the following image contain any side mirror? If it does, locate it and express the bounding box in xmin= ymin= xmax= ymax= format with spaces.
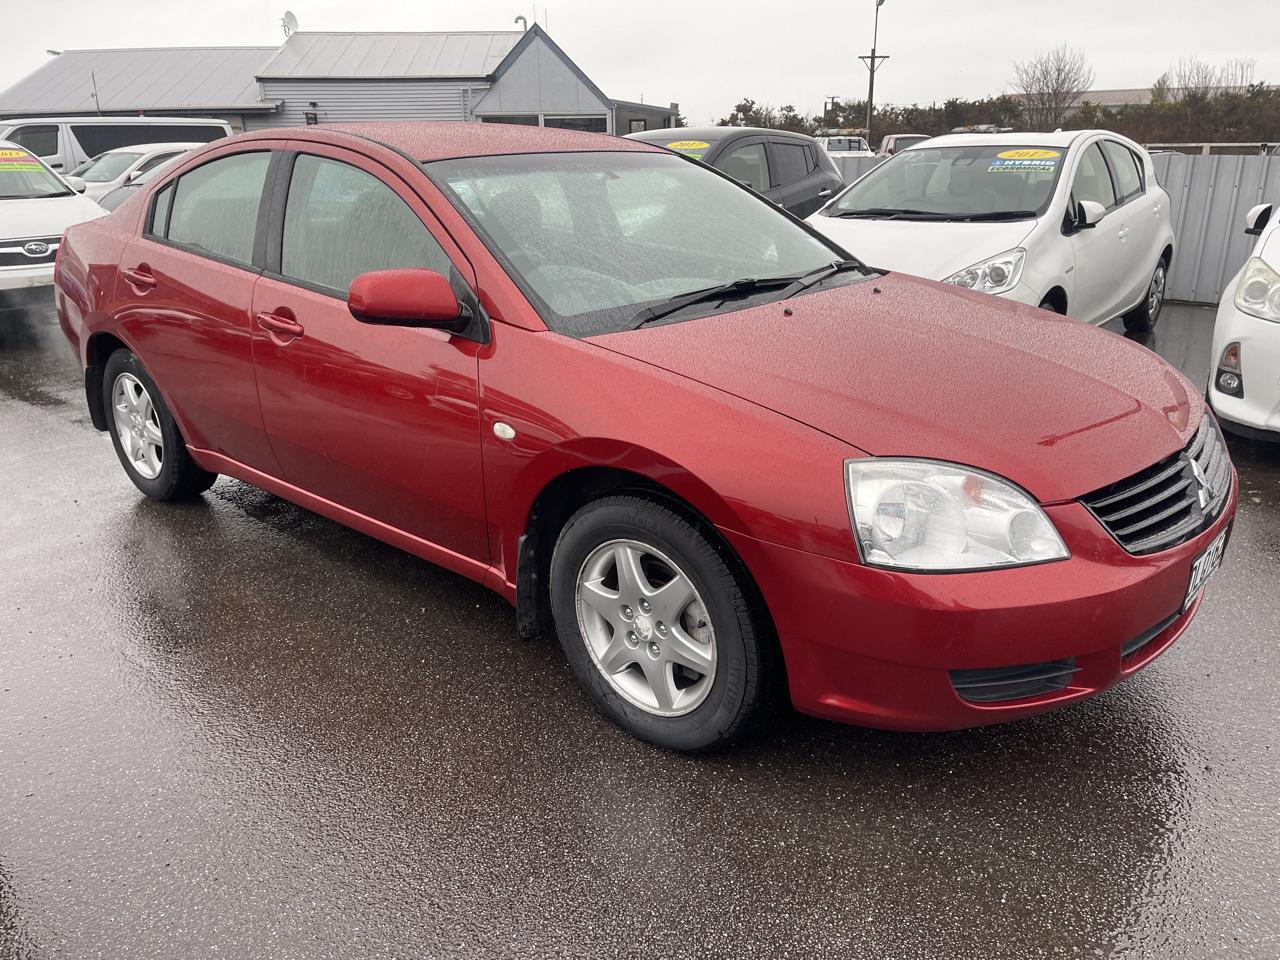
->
xmin=1245 ymin=203 xmax=1273 ymax=236
xmin=348 ymin=268 xmax=470 ymax=332
xmin=127 ymin=168 xmax=144 ymax=182
xmin=64 ymin=175 xmax=87 ymax=194
xmin=1076 ymin=199 xmax=1105 ymax=229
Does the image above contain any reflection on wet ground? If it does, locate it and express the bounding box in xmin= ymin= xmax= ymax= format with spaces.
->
xmin=1 ymin=300 xmax=1278 ymax=958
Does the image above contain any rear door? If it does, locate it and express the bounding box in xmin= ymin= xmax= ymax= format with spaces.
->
xmin=1100 ymin=139 xmax=1160 ymax=309
xmin=249 ymin=143 xmax=488 ymax=560
xmin=113 ymin=147 xmax=280 ymax=472
xmin=766 ymin=138 xmax=830 ymax=217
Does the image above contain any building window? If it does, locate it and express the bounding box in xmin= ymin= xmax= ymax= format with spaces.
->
xmin=543 ymin=116 xmax=608 ymax=133
xmin=481 ymin=115 xmax=540 ymax=126
xmin=629 ymin=119 xmax=647 ymax=133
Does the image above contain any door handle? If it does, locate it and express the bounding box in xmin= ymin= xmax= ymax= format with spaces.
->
xmin=818 ymin=188 xmax=833 ymax=198
xmin=122 ymin=266 xmax=157 ymax=290
xmin=1117 ymin=226 xmax=1130 ymax=240
xmin=256 ymin=311 xmax=304 ymax=338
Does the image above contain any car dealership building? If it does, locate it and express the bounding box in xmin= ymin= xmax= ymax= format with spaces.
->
xmin=0 ymin=25 xmax=679 ymax=135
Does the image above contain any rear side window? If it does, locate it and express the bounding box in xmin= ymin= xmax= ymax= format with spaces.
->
xmin=1072 ymin=143 xmax=1117 ymax=209
xmin=1101 ymin=141 xmax=1144 ymax=201
xmin=71 ymin=123 xmax=225 ymax=156
xmin=136 ymin=151 xmax=182 ymax=175
xmin=280 ymin=154 xmax=453 ymax=295
xmin=153 ymin=151 xmax=270 ymax=266
xmin=8 ymin=124 xmax=59 ymax=158
xmin=771 ymin=142 xmax=813 ymax=186
xmin=718 ymin=143 xmax=770 ymax=191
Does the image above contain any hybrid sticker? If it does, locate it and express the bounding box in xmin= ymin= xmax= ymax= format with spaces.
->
xmin=665 ymin=139 xmax=711 ymax=159
xmin=988 ymin=151 xmax=1060 ymax=174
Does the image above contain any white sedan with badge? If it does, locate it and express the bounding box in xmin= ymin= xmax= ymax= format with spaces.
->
xmin=1208 ymin=202 xmax=1280 ymax=441
xmin=1 ymin=142 xmax=105 ymax=309
xmin=807 ymin=131 xmax=1175 ymax=330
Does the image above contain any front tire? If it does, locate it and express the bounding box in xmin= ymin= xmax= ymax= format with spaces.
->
xmin=103 ymin=349 xmax=217 ymax=501
xmin=1123 ymin=258 xmax=1168 ymax=333
xmin=549 ymin=496 xmax=769 ymax=752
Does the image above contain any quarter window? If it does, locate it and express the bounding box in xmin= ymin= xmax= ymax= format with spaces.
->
xmin=1101 ymin=141 xmax=1143 ymax=201
xmin=1072 ymin=143 xmax=1117 ymax=210
xmin=159 ymin=151 xmax=270 ymax=266
xmin=281 ymin=154 xmax=453 ymax=295
xmin=719 ymin=143 xmax=770 ymax=191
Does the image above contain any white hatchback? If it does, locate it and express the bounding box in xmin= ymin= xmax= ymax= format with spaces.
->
xmin=66 ymin=142 xmax=202 ymax=202
xmin=1208 ymin=202 xmax=1280 ymax=441
xmin=807 ymin=131 xmax=1175 ymax=329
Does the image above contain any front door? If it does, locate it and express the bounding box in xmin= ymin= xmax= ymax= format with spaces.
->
xmin=249 ymin=145 xmax=488 ymax=560
xmin=1066 ymin=141 xmax=1127 ymax=323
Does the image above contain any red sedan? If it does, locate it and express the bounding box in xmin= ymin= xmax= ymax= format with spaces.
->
xmin=54 ymin=122 xmax=1236 ymax=751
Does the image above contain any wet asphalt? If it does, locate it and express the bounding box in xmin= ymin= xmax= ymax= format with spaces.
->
xmin=1 ymin=299 xmax=1278 ymax=960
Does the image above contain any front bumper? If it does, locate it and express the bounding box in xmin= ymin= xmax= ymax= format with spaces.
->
xmin=0 ymin=262 xmax=56 ymax=294
xmin=722 ymin=473 xmax=1238 ymax=731
xmin=1208 ymin=297 xmax=1280 ymax=439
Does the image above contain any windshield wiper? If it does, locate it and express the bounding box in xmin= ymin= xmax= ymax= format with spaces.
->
xmin=826 ymin=207 xmax=949 ymax=220
xmin=628 ymin=275 xmax=801 ymax=329
xmin=778 ymin=260 xmax=865 ymax=299
xmin=955 ymin=210 xmax=1039 ymax=222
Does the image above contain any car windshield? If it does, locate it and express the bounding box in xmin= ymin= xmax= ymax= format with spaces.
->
xmin=427 ymin=151 xmax=860 ymax=337
xmin=827 ymin=144 xmax=1065 ymax=220
xmin=0 ymin=146 xmax=71 ymax=199
xmin=72 ymin=151 xmax=144 ymax=182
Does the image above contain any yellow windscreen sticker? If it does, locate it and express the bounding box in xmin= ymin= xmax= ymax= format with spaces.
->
xmin=996 ymin=149 xmax=1060 ymax=160
xmin=666 ymin=140 xmax=711 ymax=150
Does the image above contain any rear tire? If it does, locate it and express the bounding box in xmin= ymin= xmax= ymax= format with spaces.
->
xmin=103 ymin=349 xmax=217 ymax=501
xmin=1122 ymin=258 xmax=1168 ymax=333
xmin=549 ymin=495 xmax=769 ymax=752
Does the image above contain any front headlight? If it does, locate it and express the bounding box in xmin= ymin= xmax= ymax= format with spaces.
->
xmin=943 ymin=248 xmax=1026 ymax=295
xmin=845 ymin=459 xmax=1069 ymax=571
xmin=1234 ymin=257 xmax=1280 ymax=322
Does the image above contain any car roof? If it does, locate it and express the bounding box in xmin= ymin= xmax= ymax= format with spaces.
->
xmin=263 ymin=121 xmax=666 ymax=163
xmin=0 ymin=116 xmax=228 ymax=125
xmin=628 ymin=125 xmax=814 ymax=143
xmin=902 ymin=130 xmax=1113 ymax=151
xmin=97 ymin=142 xmax=203 ymax=155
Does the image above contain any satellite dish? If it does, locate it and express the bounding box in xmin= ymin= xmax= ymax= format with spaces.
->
xmin=281 ymin=10 xmax=299 ymax=36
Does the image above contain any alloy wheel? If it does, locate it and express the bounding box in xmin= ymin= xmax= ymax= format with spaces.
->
xmin=112 ymin=372 xmax=164 ymax=480
xmin=1148 ymin=263 xmax=1166 ymax=320
xmin=574 ymin=539 xmax=716 ymax=717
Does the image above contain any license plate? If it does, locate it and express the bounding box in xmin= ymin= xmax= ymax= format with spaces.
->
xmin=1183 ymin=527 xmax=1228 ymax=613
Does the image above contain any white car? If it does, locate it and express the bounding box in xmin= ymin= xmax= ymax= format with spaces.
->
xmin=66 ymin=142 xmax=202 ymax=202
xmin=1208 ymin=202 xmax=1279 ymax=441
xmin=815 ymin=135 xmax=874 ymax=159
xmin=0 ymin=141 xmax=105 ymax=305
xmin=807 ymin=130 xmax=1175 ymax=330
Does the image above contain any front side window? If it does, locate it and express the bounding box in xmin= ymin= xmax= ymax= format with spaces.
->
xmin=136 ymin=151 xmax=182 ymax=175
xmin=73 ymin=151 xmax=144 ymax=182
xmin=1101 ymin=141 xmax=1143 ymax=201
xmin=161 ymin=151 xmax=270 ymax=266
xmin=427 ymin=151 xmax=851 ymax=337
xmin=0 ymin=146 xmax=72 ymax=200
xmin=7 ymin=124 xmax=59 ymax=159
xmin=826 ymin=143 xmax=1066 ymax=221
xmin=1072 ymin=142 xmax=1117 ymax=209
xmin=718 ymin=143 xmax=770 ymax=190
xmin=281 ymin=154 xmax=453 ymax=294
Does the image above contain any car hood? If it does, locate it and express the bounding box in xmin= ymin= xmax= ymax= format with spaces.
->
xmin=805 ymin=215 xmax=1038 ymax=280
xmin=2 ymin=193 xmax=105 ymax=239
xmin=588 ymin=273 xmax=1198 ymax=503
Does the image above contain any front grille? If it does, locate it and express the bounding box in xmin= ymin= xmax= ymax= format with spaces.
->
xmin=950 ymin=658 xmax=1079 ymax=703
xmin=1121 ymin=611 xmax=1179 ymax=659
xmin=1082 ymin=415 xmax=1231 ymax=555
xmin=0 ymin=235 xmax=59 ymax=268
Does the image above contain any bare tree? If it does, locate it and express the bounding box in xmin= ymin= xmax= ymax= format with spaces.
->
xmin=1011 ymin=44 xmax=1095 ymax=130
xmin=1173 ymin=56 xmax=1222 ymax=97
xmin=1218 ymin=57 xmax=1257 ymax=91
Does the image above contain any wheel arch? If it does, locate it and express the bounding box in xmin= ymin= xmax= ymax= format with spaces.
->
xmin=1039 ymin=286 xmax=1069 ymax=314
xmin=84 ymin=330 xmax=132 ymax=430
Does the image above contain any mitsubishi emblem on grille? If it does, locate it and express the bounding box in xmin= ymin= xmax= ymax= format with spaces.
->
xmin=23 ymin=240 xmax=50 ymax=257
xmin=1189 ymin=458 xmax=1211 ymax=510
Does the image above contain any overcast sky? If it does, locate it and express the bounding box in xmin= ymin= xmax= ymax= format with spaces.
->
xmin=2 ymin=0 xmax=1276 ymax=124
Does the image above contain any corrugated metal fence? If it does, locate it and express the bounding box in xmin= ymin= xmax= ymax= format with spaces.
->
xmin=832 ymin=154 xmax=1280 ymax=304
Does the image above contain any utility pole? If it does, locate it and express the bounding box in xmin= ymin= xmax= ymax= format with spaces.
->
xmin=859 ymin=0 xmax=888 ymax=138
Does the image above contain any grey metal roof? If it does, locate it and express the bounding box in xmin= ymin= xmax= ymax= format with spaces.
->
xmin=258 ymin=32 xmax=523 ymax=79
xmin=0 ymin=47 xmax=279 ymax=116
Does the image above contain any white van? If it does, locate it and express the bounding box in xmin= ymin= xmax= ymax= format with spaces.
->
xmin=0 ymin=116 xmax=230 ymax=173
